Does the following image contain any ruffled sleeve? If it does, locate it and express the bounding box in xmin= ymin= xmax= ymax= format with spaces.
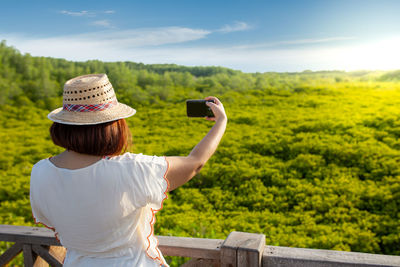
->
xmin=113 ymin=153 xmax=170 ymax=266
xmin=137 ymin=155 xmax=169 ymax=207
xmin=138 ymin=155 xmax=169 ymax=266
xmin=30 ymin=193 xmax=53 ymax=228
xmin=115 ymin=153 xmax=169 ymax=207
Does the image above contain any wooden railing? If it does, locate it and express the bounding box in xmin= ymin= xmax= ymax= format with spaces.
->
xmin=1 ymin=225 xmax=400 ymax=267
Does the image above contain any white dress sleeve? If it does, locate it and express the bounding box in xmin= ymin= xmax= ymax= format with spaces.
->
xmin=115 ymin=153 xmax=170 ymax=266
xmin=30 ymin=161 xmax=54 ymax=229
xmin=30 ymin=193 xmax=53 ymax=228
xmin=113 ymin=153 xmax=170 ymax=207
xmin=138 ymin=155 xmax=169 ymax=207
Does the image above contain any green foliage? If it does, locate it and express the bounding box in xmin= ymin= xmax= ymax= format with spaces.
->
xmin=1 ymin=41 xmax=400 ymax=266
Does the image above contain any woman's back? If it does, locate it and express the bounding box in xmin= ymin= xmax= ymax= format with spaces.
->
xmin=30 ymin=73 xmax=227 ymax=266
xmin=31 ymin=153 xmax=169 ymax=266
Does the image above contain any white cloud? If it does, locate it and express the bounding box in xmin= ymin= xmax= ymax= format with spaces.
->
xmin=4 ymin=26 xmax=399 ymax=72
xmin=217 ymin=21 xmax=251 ymax=33
xmin=278 ymin=36 xmax=356 ymax=45
xmin=60 ymin=10 xmax=115 ymax=17
xmin=232 ymin=36 xmax=356 ymax=50
xmin=67 ymin=27 xmax=211 ymax=47
xmin=2 ymin=27 xmax=211 ymax=54
xmin=60 ymin=10 xmax=92 ymax=17
xmin=91 ymin=20 xmax=113 ymax=28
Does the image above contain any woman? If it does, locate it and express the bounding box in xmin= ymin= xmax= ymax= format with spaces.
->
xmin=30 ymin=74 xmax=227 ymax=267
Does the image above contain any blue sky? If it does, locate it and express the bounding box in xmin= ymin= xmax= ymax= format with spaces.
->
xmin=2 ymin=0 xmax=400 ymax=72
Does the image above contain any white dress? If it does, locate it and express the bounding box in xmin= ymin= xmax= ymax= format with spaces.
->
xmin=30 ymin=153 xmax=170 ymax=267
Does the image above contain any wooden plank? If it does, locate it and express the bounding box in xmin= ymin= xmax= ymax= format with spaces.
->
xmin=0 ymin=225 xmax=224 ymax=260
xmin=0 ymin=225 xmax=223 ymax=259
xmin=181 ymin=258 xmax=221 ymax=267
xmin=157 ymin=236 xmax=223 ymax=260
xmin=23 ymin=244 xmax=35 ymax=267
xmin=48 ymin=245 xmax=66 ymax=264
xmin=0 ymin=242 xmax=23 ymax=266
xmin=0 ymin=225 xmax=60 ymax=246
xmin=31 ymin=244 xmax=63 ymax=267
xmin=33 ymin=255 xmax=50 ymax=267
xmin=221 ymin=231 xmax=265 ymax=267
xmin=262 ymin=245 xmax=400 ymax=267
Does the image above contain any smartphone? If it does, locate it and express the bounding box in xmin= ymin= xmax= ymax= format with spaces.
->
xmin=186 ymin=99 xmax=215 ymax=117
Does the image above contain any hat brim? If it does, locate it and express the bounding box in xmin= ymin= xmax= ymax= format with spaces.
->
xmin=47 ymin=103 xmax=136 ymax=125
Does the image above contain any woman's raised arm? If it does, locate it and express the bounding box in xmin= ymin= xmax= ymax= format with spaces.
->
xmin=165 ymin=96 xmax=227 ymax=191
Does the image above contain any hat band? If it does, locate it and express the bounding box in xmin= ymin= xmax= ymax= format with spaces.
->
xmin=63 ymin=99 xmax=118 ymax=112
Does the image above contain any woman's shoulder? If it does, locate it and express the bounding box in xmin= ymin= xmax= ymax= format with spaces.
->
xmin=108 ymin=152 xmax=166 ymax=166
xmin=30 ymin=158 xmax=54 ymax=186
xmin=31 ymin=158 xmax=51 ymax=173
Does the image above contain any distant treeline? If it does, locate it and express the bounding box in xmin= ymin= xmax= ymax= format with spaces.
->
xmin=2 ymin=39 xmax=400 ymax=110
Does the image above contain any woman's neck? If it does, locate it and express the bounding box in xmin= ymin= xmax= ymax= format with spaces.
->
xmin=49 ymin=150 xmax=103 ymax=170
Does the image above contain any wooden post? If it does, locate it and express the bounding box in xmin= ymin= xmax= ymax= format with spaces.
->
xmin=23 ymin=244 xmax=35 ymax=267
xmin=220 ymin=231 xmax=265 ymax=267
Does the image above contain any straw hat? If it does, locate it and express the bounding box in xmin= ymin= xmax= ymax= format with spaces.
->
xmin=48 ymin=74 xmax=136 ymax=125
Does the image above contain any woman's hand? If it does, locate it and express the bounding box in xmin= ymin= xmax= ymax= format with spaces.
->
xmin=205 ymin=96 xmax=227 ymax=122
xmin=165 ymin=96 xmax=227 ymax=191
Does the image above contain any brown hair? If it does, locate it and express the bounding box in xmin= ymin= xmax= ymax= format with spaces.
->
xmin=50 ymin=119 xmax=131 ymax=156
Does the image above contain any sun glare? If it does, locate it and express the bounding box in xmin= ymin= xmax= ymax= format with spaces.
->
xmin=329 ymin=37 xmax=400 ymax=71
